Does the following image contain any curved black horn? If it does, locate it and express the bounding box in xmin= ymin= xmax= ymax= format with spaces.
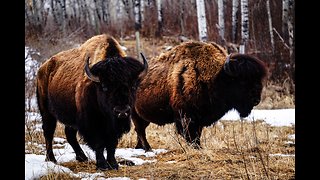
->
xmin=138 ymin=52 xmax=148 ymax=79
xmin=84 ymin=54 xmax=100 ymax=82
xmin=223 ymin=54 xmax=236 ymax=76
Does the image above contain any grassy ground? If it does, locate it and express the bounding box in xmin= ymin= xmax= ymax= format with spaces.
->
xmin=25 ymin=118 xmax=295 ymax=180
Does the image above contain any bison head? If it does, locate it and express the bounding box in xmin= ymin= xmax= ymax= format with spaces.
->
xmin=222 ymin=53 xmax=267 ymax=118
xmin=85 ymin=53 xmax=148 ymax=119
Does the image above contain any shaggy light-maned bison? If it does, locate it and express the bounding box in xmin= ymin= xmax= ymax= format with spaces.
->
xmin=36 ymin=34 xmax=148 ymax=170
xmin=132 ymin=41 xmax=267 ymax=151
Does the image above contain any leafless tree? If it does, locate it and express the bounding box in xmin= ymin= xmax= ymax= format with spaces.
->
xmin=240 ymin=0 xmax=249 ymax=53
xmin=232 ymin=0 xmax=239 ymax=43
xmin=266 ymin=0 xmax=274 ymax=53
xmin=134 ymin=0 xmax=142 ymax=58
xmin=196 ymin=0 xmax=208 ymax=42
xmin=217 ymin=0 xmax=225 ymax=45
xmin=155 ymin=0 xmax=163 ymax=37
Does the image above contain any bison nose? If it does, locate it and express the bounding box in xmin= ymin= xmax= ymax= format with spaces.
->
xmin=113 ymin=105 xmax=131 ymax=118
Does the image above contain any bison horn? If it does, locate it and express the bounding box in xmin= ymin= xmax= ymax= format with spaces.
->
xmin=84 ymin=54 xmax=100 ymax=82
xmin=139 ymin=52 xmax=148 ymax=79
xmin=223 ymin=53 xmax=236 ymax=76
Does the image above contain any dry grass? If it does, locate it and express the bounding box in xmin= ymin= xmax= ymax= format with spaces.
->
xmin=26 ymin=116 xmax=295 ymax=179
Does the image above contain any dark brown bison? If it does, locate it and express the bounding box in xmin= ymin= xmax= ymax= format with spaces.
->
xmin=132 ymin=41 xmax=267 ymax=151
xmin=36 ymin=34 xmax=148 ymax=170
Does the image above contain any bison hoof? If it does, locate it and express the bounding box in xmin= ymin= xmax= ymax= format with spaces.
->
xmin=107 ymin=162 xmax=119 ymax=170
xmin=135 ymin=144 xmax=152 ymax=152
xmin=96 ymin=160 xmax=109 ymax=171
xmin=96 ymin=162 xmax=119 ymax=171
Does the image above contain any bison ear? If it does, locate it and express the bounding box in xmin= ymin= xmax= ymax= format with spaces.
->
xmin=138 ymin=52 xmax=148 ymax=79
xmin=223 ymin=54 xmax=239 ymax=77
xmin=84 ymin=54 xmax=101 ymax=82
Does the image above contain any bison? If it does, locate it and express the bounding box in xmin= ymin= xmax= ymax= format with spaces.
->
xmin=132 ymin=41 xmax=267 ymax=151
xmin=36 ymin=34 xmax=148 ymax=170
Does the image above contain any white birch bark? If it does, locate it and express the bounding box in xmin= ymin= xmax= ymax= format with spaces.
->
xmin=196 ymin=0 xmax=208 ymax=42
xmin=240 ymin=0 xmax=249 ymax=43
xmin=282 ymin=0 xmax=289 ymax=40
xmin=266 ymin=0 xmax=274 ymax=53
xmin=141 ymin=0 xmax=145 ymax=23
xmin=157 ymin=0 xmax=162 ymax=23
xmin=288 ymin=0 xmax=294 ymax=60
xmin=218 ymin=0 xmax=225 ymax=42
xmin=134 ymin=0 xmax=141 ymax=59
xmin=179 ymin=0 xmax=185 ymax=35
xmin=156 ymin=0 xmax=163 ymax=37
xmin=232 ymin=0 xmax=239 ymax=43
xmin=134 ymin=0 xmax=141 ymax=30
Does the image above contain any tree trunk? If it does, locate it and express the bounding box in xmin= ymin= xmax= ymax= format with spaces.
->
xmin=282 ymin=0 xmax=289 ymax=41
xmin=218 ymin=0 xmax=225 ymax=45
xmin=288 ymin=0 xmax=294 ymax=84
xmin=266 ymin=0 xmax=274 ymax=53
xmin=155 ymin=0 xmax=163 ymax=38
xmin=179 ymin=0 xmax=185 ymax=35
xmin=240 ymin=0 xmax=249 ymax=53
xmin=232 ymin=0 xmax=239 ymax=43
xmin=196 ymin=0 xmax=208 ymax=42
xmin=116 ymin=1 xmax=124 ymax=38
xmin=141 ymin=0 xmax=145 ymax=23
xmin=134 ymin=0 xmax=141 ymax=59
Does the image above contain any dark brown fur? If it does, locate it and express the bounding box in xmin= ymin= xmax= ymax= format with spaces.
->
xmin=36 ymin=34 xmax=147 ymax=170
xmin=132 ymin=41 xmax=267 ymax=150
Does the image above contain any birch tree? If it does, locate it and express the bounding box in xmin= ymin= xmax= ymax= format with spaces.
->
xmin=122 ymin=0 xmax=133 ymax=21
xmin=179 ymin=0 xmax=186 ymax=35
xmin=288 ymin=0 xmax=294 ymax=83
xmin=155 ymin=0 xmax=163 ymax=37
xmin=196 ymin=0 xmax=208 ymax=42
xmin=141 ymin=0 xmax=145 ymax=23
xmin=282 ymin=0 xmax=289 ymax=41
xmin=232 ymin=0 xmax=239 ymax=43
xmin=266 ymin=0 xmax=274 ymax=53
xmin=60 ymin=0 xmax=67 ymax=36
xmin=134 ymin=0 xmax=141 ymax=59
xmin=240 ymin=0 xmax=249 ymax=53
xmin=217 ymin=0 xmax=225 ymax=44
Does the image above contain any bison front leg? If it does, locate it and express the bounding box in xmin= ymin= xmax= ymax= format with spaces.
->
xmin=106 ymin=148 xmax=119 ymax=170
xmin=95 ymin=147 xmax=109 ymax=171
xmin=95 ymin=147 xmax=119 ymax=171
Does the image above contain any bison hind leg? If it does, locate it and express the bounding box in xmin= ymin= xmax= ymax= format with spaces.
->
xmin=132 ymin=110 xmax=152 ymax=151
xmin=41 ymin=113 xmax=58 ymax=163
xmin=65 ymin=126 xmax=88 ymax=162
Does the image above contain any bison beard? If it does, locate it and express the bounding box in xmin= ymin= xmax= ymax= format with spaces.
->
xmin=132 ymin=41 xmax=267 ymax=151
xmin=36 ymin=34 xmax=148 ymax=171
